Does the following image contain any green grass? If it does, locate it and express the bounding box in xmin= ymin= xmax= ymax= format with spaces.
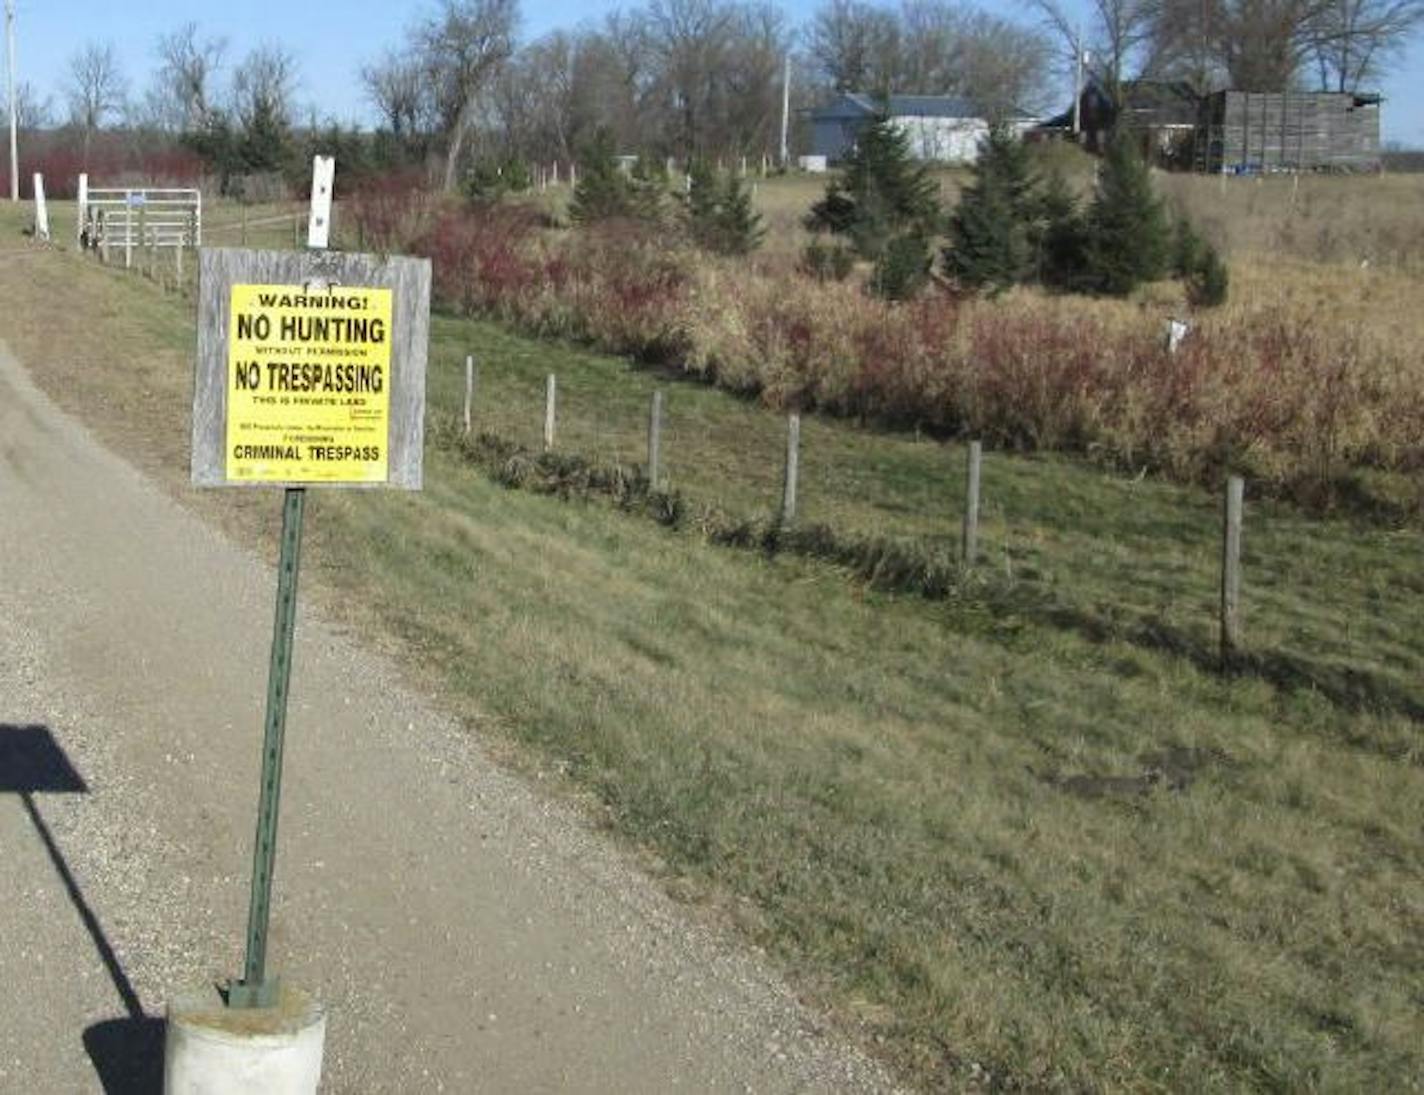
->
xmin=2 ymin=204 xmax=1421 ymax=1089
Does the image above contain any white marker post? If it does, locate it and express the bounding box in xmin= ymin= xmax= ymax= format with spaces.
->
xmin=76 ymin=173 xmax=88 ymax=246
xmin=31 ymin=172 xmax=47 ymax=240
xmin=306 ymin=155 xmax=334 ymax=249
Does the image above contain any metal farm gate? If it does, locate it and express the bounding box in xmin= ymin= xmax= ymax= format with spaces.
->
xmin=77 ymin=175 xmax=202 ymax=267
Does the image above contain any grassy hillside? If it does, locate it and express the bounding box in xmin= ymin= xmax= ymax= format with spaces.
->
xmin=2 ymin=201 xmax=1421 ymax=1090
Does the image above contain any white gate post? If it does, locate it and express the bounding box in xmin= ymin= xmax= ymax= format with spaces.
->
xmin=76 ymin=173 xmax=88 ymax=245
xmin=306 ymin=156 xmax=334 ymax=249
xmin=32 ymin=173 xmax=49 ymax=240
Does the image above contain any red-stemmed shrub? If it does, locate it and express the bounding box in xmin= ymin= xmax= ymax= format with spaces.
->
xmin=393 ymin=197 xmax=1423 ymax=497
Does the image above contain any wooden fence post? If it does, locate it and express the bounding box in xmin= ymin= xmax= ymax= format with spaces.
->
xmin=463 ymin=355 xmax=476 ymax=436
xmin=1220 ymin=475 xmax=1244 ymax=665
xmin=780 ymin=412 xmax=801 ymax=527
xmin=241 ymin=202 xmax=248 ymax=246
xmin=647 ymin=390 xmax=663 ymax=489
xmin=962 ymin=441 xmax=982 ymax=567
xmin=544 ymin=374 xmax=557 ymax=452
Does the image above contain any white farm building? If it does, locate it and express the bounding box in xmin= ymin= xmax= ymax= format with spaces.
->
xmin=810 ymin=93 xmax=993 ymax=163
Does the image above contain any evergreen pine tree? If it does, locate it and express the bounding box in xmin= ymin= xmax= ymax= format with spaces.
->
xmin=240 ymin=96 xmax=291 ymax=175
xmin=805 ymin=179 xmax=856 ymax=234
xmin=943 ymin=126 xmax=1038 ymax=293
xmin=686 ymin=160 xmax=720 ymax=242
xmin=1082 ymin=132 xmax=1170 ymax=296
xmin=464 ymin=160 xmax=506 ymax=205
xmin=569 ymin=128 xmax=634 ymax=225
xmin=1171 ymin=215 xmax=1205 ymax=279
xmin=1034 ymin=168 xmax=1087 ymax=289
xmin=799 ymin=238 xmax=856 ymax=281
xmin=715 ymin=172 xmax=766 ymax=254
xmin=1186 ymin=244 xmax=1229 ymax=307
xmin=182 ymin=111 xmax=242 ymax=195
xmin=871 ymin=232 xmax=932 ymax=301
xmin=628 ymin=155 xmax=667 ymax=222
xmin=685 ymin=162 xmax=765 ymax=254
xmin=805 ymin=113 xmax=940 ymax=264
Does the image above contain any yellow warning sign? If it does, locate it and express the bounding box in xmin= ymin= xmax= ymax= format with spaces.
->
xmin=225 ymin=284 xmax=393 ymax=484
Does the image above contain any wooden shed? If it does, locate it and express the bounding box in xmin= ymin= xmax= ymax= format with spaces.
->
xmin=1195 ymin=91 xmax=1381 ymax=173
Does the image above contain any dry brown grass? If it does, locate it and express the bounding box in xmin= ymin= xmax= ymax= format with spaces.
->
xmin=1159 ymin=170 xmax=1424 ymax=272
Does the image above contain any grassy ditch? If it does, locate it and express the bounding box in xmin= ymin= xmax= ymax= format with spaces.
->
xmin=2 ymin=213 xmax=1421 ymax=1090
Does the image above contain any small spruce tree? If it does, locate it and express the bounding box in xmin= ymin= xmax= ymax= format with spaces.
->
xmin=805 ymin=179 xmax=856 ymax=234
xmin=1082 ymin=132 xmax=1170 ymax=296
xmin=569 ymin=129 xmax=634 ymax=225
xmin=686 ymin=162 xmax=766 ymax=255
xmin=806 ymin=113 xmax=940 ymax=264
xmin=464 ymin=160 xmax=506 ymax=205
xmin=943 ymin=127 xmax=1040 ymax=292
xmin=1184 ymin=236 xmax=1230 ymax=307
xmin=1034 ymin=168 xmax=1087 ymax=289
xmin=628 ymin=155 xmax=668 ymax=222
xmin=239 ymin=95 xmax=292 ymax=175
xmin=182 ymin=110 xmax=242 ymax=195
xmin=1171 ymin=215 xmax=1205 ymax=279
xmin=799 ymin=238 xmax=856 ymax=281
xmin=714 ymin=172 xmax=766 ymax=254
xmin=686 ymin=160 xmax=721 ymax=240
xmin=872 ymin=231 xmax=932 ymax=301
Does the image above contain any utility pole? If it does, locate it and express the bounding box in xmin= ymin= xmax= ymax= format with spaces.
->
xmin=1071 ymin=26 xmax=1084 ymax=141
xmin=6 ymin=0 xmax=17 ymax=202
xmin=779 ymin=54 xmax=790 ymax=168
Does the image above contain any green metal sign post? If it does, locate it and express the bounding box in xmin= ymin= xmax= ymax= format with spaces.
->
xmin=190 ymin=154 xmax=429 ymax=1014
xmin=228 ymin=485 xmax=305 ymax=1008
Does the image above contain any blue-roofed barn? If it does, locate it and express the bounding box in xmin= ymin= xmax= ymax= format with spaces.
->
xmin=810 ymin=93 xmax=998 ymax=163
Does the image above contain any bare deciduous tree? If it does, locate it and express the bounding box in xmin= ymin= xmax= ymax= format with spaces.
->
xmin=809 ymin=0 xmax=902 ymax=92
xmin=375 ymin=0 xmax=1050 ymax=169
xmin=13 ymin=82 xmax=52 ymax=131
xmin=1025 ymin=0 xmax=1164 ymax=105
xmin=231 ymin=43 xmax=297 ymax=129
xmin=647 ymin=0 xmax=740 ymax=157
xmin=417 ymin=0 xmax=519 ymax=190
xmin=156 ymin=23 xmax=227 ymax=132
xmin=1148 ymin=0 xmax=1227 ymax=94
xmin=1308 ymin=0 xmax=1424 ymax=90
xmin=1206 ymin=0 xmax=1333 ymax=89
xmin=807 ymin=0 xmax=1050 ymax=114
xmin=362 ymin=49 xmax=434 ymax=139
xmin=959 ymin=12 xmax=1054 ymax=117
xmin=67 ymin=42 xmax=128 ymax=165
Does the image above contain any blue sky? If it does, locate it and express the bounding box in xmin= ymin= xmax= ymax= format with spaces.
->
xmin=8 ymin=0 xmax=1424 ymax=146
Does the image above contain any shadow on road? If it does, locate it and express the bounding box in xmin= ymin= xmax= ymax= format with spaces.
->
xmin=0 ymin=723 xmax=164 ymax=1093
xmin=83 ymin=1018 xmax=165 ymax=1095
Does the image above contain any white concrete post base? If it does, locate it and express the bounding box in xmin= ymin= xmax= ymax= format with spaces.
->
xmin=164 ymin=983 xmax=326 ymax=1094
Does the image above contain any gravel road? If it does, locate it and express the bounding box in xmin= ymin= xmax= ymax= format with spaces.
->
xmin=0 ymin=340 xmax=900 ymax=1094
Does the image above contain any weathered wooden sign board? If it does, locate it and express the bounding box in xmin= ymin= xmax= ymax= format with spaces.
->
xmin=191 ymin=248 xmax=431 ymax=489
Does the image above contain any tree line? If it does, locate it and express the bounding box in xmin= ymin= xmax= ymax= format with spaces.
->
xmin=18 ymin=0 xmax=1424 ymax=192
xmin=1029 ymin=0 xmax=1424 ymax=106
